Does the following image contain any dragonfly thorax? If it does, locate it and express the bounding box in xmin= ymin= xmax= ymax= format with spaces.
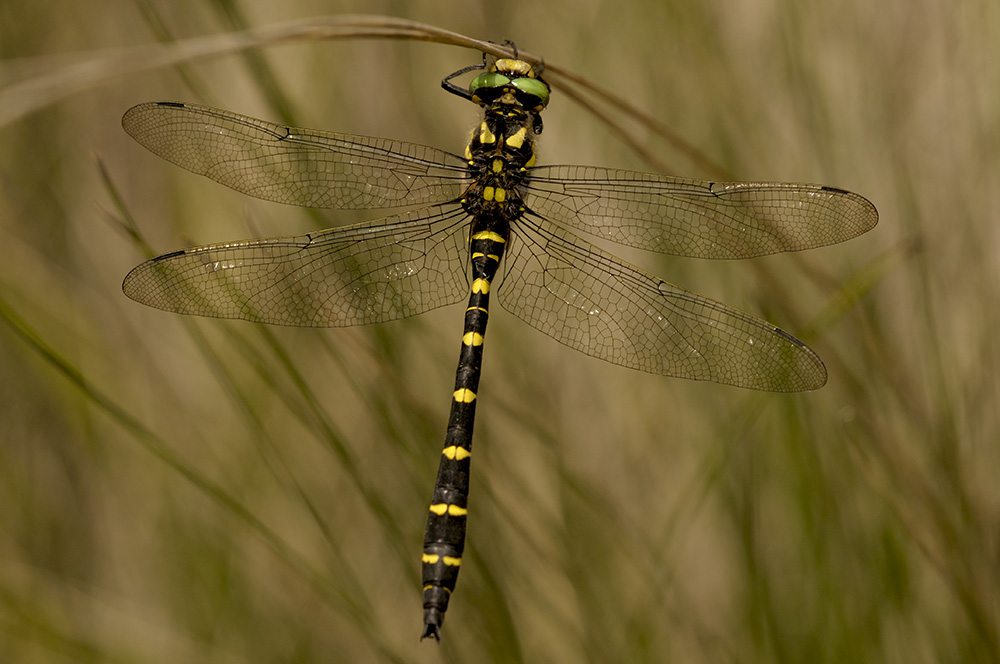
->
xmin=460 ymin=96 xmax=538 ymax=224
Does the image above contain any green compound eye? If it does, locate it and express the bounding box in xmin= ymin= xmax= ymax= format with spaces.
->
xmin=511 ymin=77 xmax=550 ymax=108
xmin=469 ymin=72 xmax=511 ymax=97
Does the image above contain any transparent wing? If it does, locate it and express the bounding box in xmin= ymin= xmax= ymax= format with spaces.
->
xmin=498 ymin=215 xmax=826 ymax=391
xmin=524 ymin=166 xmax=878 ymax=259
xmin=121 ymin=102 xmax=470 ymax=210
xmin=122 ymin=205 xmax=472 ymax=327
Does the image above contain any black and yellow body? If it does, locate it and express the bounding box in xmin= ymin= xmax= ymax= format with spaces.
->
xmin=421 ymin=57 xmax=548 ymax=641
xmin=120 ymin=46 xmax=876 ymax=644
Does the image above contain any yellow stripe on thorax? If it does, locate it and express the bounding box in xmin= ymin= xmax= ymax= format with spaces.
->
xmin=505 ymin=127 xmax=527 ymax=149
xmin=479 ymin=122 xmax=495 ymax=145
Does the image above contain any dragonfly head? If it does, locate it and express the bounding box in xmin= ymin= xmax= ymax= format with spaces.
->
xmin=469 ymin=58 xmax=550 ymax=111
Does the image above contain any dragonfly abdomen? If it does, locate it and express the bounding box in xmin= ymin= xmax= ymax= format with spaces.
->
xmin=421 ymin=222 xmax=509 ymax=640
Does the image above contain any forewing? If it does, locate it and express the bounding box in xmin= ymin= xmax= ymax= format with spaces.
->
xmin=525 ymin=166 xmax=878 ymax=259
xmin=122 ymin=102 xmax=470 ymax=209
xmin=498 ymin=216 xmax=827 ymax=391
xmin=123 ymin=205 xmax=471 ymax=327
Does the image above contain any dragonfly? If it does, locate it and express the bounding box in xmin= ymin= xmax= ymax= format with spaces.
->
xmin=121 ymin=50 xmax=877 ymax=641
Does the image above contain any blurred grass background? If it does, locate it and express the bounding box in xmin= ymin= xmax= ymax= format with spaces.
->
xmin=1 ymin=0 xmax=997 ymax=662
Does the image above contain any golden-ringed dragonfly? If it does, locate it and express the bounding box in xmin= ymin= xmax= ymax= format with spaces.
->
xmin=121 ymin=50 xmax=877 ymax=641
